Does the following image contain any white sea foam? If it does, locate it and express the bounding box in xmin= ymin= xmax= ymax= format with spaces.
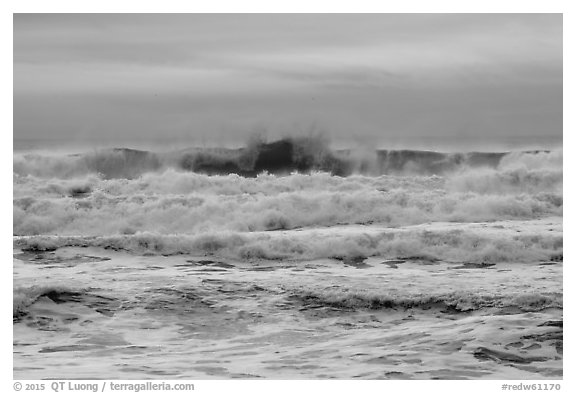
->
xmin=13 ymin=218 xmax=562 ymax=263
xmin=13 ymin=145 xmax=562 ymax=265
xmin=14 ymin=168 xmax=561 ymax=237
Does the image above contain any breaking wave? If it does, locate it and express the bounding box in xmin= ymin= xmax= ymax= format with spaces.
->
xmin=14 ymin=169 xmax=561 ymax=236
xmin=14 ymin=283 xmax=561 ymax=323
xmin=13 ymin=136 xmax=562 ymax=179
xmin=13 ymin=225 xmax=562 ymax=263
xmin=288 ymin=289 xmax=562 ymax=313
xmin=13 ymin=136 xmax=562 ymax=264
xmin=13 ymin=285 xmax=85 ymax=319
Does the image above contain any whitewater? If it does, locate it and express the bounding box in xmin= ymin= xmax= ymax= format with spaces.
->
xmin=13 ymin=137 xmax=563 ymax=379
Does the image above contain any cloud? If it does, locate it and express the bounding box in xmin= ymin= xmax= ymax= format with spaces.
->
xmin=13 ymin=14 xmax=562 ymax=143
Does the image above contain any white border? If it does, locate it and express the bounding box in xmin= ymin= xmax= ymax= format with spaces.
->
xmin=4 ymin=2 xmax=572 ymax=392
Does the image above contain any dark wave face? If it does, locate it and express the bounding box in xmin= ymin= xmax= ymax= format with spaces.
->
xmin=12 ymin=136 xmax=559 ymax=179
xmin=159 ymin=136 xmax=351 ymax=177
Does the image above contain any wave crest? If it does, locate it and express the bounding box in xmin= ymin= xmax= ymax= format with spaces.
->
xmin=13 ymin=137 xmax=562 ymax=179
xmin=288 ymin=289 xmax=562 ymax=313
xmin=14 ymin=222 xmax=562 ymax=263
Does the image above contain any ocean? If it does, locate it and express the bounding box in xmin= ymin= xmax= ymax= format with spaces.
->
xmin=13 ymin=136 xmax=563 ymax=379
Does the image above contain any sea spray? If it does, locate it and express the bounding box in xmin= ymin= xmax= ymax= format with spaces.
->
xmin=13 ymin=136 xmax=562 ymax=179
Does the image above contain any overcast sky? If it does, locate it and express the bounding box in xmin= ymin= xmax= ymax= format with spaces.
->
xmin=13 ymin=14 xmax=562 ymax=147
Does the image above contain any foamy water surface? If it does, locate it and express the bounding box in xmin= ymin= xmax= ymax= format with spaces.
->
xmin=13 ymin=144 xmax=563 ymax=379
